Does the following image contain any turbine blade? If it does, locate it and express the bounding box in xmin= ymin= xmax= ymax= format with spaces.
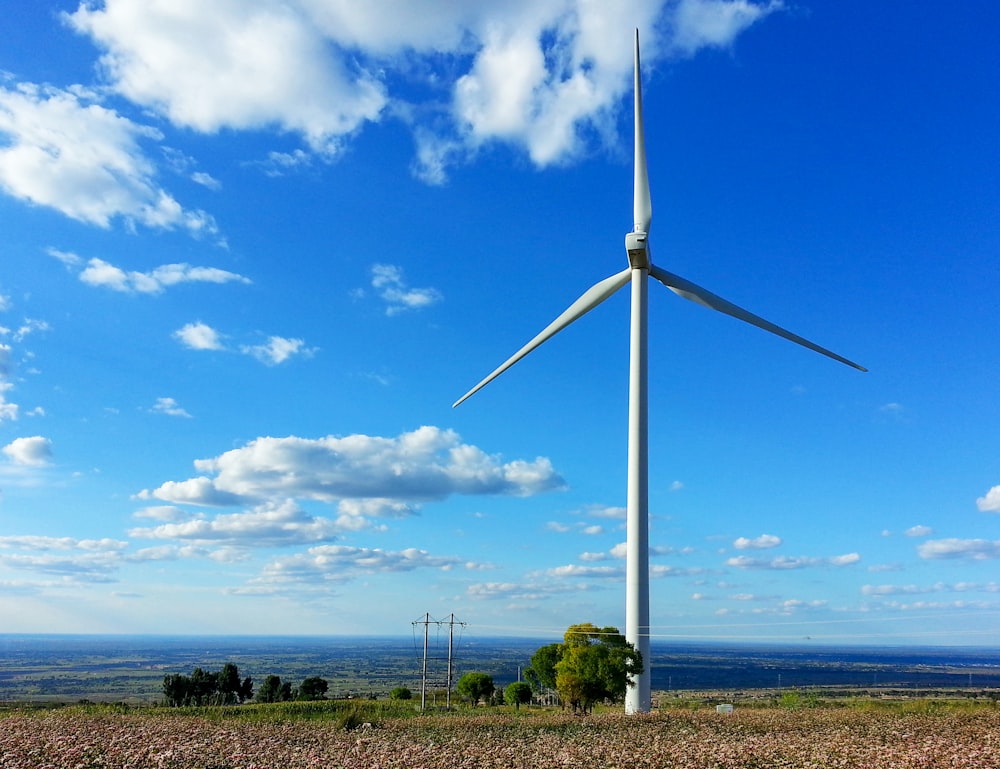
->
xmin=453 ymin=267 xmax=634 ymax=407
xmin=649 ymin=264 xmax=867 ymax=372
xmin=633 ymin=29 xmax=651 ymax=235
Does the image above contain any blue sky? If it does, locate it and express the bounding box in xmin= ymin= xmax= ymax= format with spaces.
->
xmin=1 ymin=0 xmax=998 ymax=645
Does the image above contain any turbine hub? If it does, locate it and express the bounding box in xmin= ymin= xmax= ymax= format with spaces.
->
xmin=625 ymin=231 xmax=650 ymax=269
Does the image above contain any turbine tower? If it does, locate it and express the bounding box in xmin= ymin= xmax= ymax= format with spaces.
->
xmin=454 ymin=30 xmax=865 ymax=714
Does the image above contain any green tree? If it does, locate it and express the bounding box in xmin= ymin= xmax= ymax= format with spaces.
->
xmin=298 ymin=676 xmax=329 ymax=701
xmin=455 ymin=671 xmax=495 ymax=706
xmin=218 ymin=662 xmax=243 ymax=704
xmin=504 ymin=681 xmax=533 ymax=709
xmin=532 ymin=622 xmax=643 ymax=713
xmin=526 ymin=643 xmax=562 ymax=692
xmin=257 ymin=674 xmax=288 ymax=703
xmin=189 ymin=667 xmax=219 ymax=705
xmin=390 ymin=686 xmax=412 ymax=700
xmin=162 ymin=673 xmax=191 ymax=707
xmin=239 ymin=675 xmax=254 ymax=703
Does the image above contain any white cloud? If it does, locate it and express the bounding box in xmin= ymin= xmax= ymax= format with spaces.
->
xmin=66 ymin=0 xmax=386 ymax=154
xmin=733 ymin=533 xmax=781 ymax=550
xmin=151 ymin=397 xmax=191 ymax=418
xmin=240 ymin=336 xmax=315 ymax=366
xmin=545 ymin=564 xmax=621 ymax=579
xmin=137 ymin=427 xmax=566 ymax=519
xmin=369 ymin=264 xmax=442 ymax=316
xmin=129 ymin=500 xmax=341 ymax=546
xmin=726 ymin=552 xmax=860 ymax=570
xmin=132 ymin=505 xmax=190 ymax=522
xmin=0 ymin=536 xmax=128 ymax=582
xmin=918 ymin=538 xmax=1000 ymax=561
xmin=976 ymin=485 xmax=1000 ymax=513
xmin=667 ymin=0 xmax=784 ymax=56
xmin=0 ymin=82 xmax=216 ymax=234
xmin=173 ymin=322 xmax=224 ymax=351
xmin=2 ymin=436 xmax=52 ymax=466
xmin=51 ymin=0 xmax=781 ymax=187
xmin=904 ymin=524 xmax=933 ymax=538
xmin=252 ymin=544 xmax=469 ymax=587
xmin=79 ymin=258 xmax=250 ymax=294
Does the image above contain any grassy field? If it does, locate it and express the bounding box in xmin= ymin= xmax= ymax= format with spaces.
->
xmin=1 ymin=697 xmax=998 ymax=768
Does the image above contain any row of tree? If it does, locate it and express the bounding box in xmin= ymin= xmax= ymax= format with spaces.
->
xmin=162 ymin=622 xmax=640 ymax=712
xmin=162 ymin=663 xmax=328 ymax=707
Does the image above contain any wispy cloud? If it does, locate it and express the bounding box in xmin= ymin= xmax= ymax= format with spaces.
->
xmin=240 ymin=336 xmax=316 ymax=366
xmin=78 ymin=258 xmax=250 ymax=294
xmin=151 ymin=397 xmax=191 ymax=418
xmin=726 ymin=552 xmax=861 ymax=570
xmin=248 ymin=545 xmax=475 ymax=590
xmin=368 ymin=264 xmax=442 ymax=316
xmin=917 ymin=538 xmax=1000 ymax=561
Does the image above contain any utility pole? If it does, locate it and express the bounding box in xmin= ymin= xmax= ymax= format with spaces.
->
xmin=412 ymin=613 xmax=466 ymax=711
xmin=418 ymin=613 xmax=430 ymax=710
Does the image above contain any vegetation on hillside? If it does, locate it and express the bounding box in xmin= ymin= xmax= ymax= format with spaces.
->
xmin=1 ymin=699 xmax=997 ymax=768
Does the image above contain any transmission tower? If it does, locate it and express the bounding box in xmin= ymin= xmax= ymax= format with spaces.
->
xmin=412 ymin=613 xmax=466 ymax=710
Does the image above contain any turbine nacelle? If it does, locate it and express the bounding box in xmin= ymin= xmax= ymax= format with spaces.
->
xmin=625 ymin=231 xmax=650 ymax=269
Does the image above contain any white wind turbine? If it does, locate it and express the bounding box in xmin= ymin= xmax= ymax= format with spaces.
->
xmin=454 ymin=30 xmax=866 ymax=714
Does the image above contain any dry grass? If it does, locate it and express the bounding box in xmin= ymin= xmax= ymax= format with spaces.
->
xmin=2 ymin=702 xmax=998 ymax=768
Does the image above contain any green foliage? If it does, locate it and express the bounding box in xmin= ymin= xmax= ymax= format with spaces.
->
xmin=256 ymin=675 xmax=294 ymax=704
xmin=779 ymin=690 xmax=802 ymax=709
xmin=455 ymin=672 xmax=495 ymax=706
xmin=297 ymin=676 xmax=329 ymax=701
xmin=162 ymin=662 xmax=252 ymax=707
xmin=526 ymin=643 xmax=562 ymax=691
xmin=390 ymin=686 xmax=412 ymax=701
xmin=504 ymin=681 xmax=533 ymax=709
xmin=531 ymin=622 xmax=643 ymax=714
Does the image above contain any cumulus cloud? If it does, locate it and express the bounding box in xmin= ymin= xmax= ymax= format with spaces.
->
xmin=66 ymin=0 xmax=387 ymax=154
xmin=77 ymin=258 xmax=250 ymax=294
xmin=976 ymin=485 xmax=1000 ymax=513
xmin=733 ymin=533 xmax=781 ymax=550
xmin=917 ymin=538 xmax=1000 ymax=561
xmin=137 ymin=427 xmax=565 ymax=521
xmin=904 ymin=524 xmax=933 ymax=538
xmin=48 ymin=0 xmax=781 ymax=188
xmin=0 ymin=82 xmax=217 ymax=234
xmin=2 ymin=436 xmax=52 ymax=466
xmin=173 ymin=322 xmax=224 ymax=351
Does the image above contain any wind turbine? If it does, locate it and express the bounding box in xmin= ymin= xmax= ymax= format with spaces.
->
xmin=453 ymin=29 xmax=866 ymax=714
